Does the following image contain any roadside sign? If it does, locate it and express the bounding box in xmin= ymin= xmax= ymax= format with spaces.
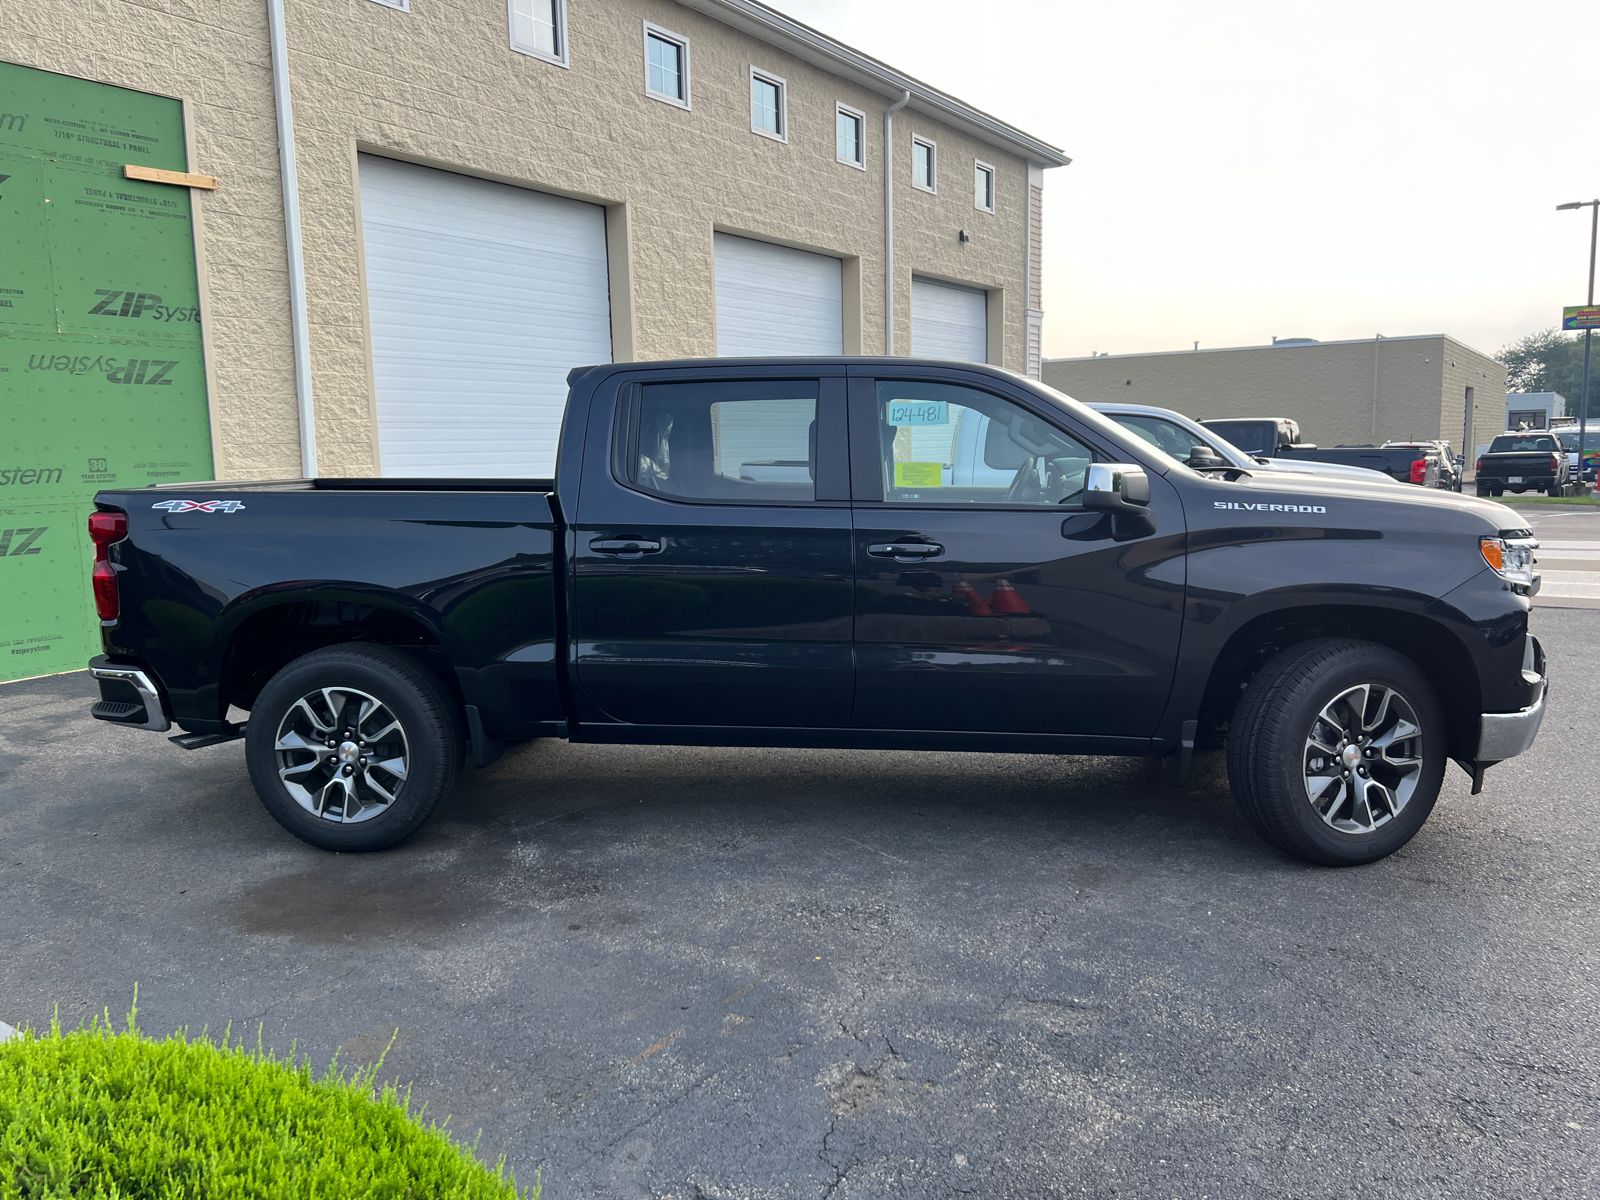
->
xmin=1562 ymin=305 xmax=1600 ymax=330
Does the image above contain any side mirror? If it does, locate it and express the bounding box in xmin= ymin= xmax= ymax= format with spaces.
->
xmin=1085 ymin=463 xmax=1151 ymax=511
xmin=1186 ymin=444 xmax=1225 ymax=469
xmin=1084 ymin=463 xmax=1155 ymax=541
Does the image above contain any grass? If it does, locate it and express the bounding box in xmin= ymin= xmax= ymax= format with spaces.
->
xmin=1496 ymin=494 xmax=1600 ymax=506
xmin=0 ymin=992 xmax=535 ymax=1200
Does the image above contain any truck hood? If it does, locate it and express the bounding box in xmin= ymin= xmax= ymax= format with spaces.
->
xmin=1214 ymin=469 xmax=1529 ymax=534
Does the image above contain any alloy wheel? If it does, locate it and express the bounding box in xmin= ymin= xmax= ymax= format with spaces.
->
xmin=1302 ymin=683 xmax=1423 ymax=835
xmin=274 ymin=686 xmax=409 ymax=823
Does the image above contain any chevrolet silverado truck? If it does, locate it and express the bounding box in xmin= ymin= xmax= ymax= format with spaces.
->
xmin=1475 ymin=431 xmax=1571 ymax=497
xmin=85 ymin=358 xmax=1548 ymax=867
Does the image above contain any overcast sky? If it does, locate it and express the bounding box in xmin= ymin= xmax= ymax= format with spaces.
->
xmin=768 ymin=0 xmax=1600 ymax=362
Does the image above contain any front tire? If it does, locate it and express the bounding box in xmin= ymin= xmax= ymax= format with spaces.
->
xmin=245 ymin=643 xmax=463 ymax=851
xmin=1226 ymin=639 xmax=1446 ymax=866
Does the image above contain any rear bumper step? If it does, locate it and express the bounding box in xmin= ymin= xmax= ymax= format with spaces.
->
xmin=87 ymin=659 xmax=170 ymax=733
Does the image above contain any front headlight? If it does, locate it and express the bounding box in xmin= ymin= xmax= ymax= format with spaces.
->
xmin=1481 ymin=535 xmax=1537 ymax=586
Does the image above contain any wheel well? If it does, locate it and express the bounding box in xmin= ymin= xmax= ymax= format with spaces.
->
xmin=220 ymin=600 xmax=459 ymax=714
xmin=1197 ymin=606 xmax=1480 ymax=759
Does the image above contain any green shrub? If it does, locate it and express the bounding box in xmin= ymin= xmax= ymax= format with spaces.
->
xmin=0 ymin=995 xmax=535 ymax=1200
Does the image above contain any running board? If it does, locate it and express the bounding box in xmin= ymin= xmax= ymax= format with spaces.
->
xmin=170 ymin=724 xmax=246 ymax=750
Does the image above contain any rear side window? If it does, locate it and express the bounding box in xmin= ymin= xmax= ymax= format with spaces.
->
xmin=628 ymin=381 xmax=818 ymax=502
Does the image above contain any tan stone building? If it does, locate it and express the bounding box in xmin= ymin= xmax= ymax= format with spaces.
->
xmin=2 ymin=0 xmax=1068 ymax=481
xmin=1043 ymin=335 xmax=1508 ymax=457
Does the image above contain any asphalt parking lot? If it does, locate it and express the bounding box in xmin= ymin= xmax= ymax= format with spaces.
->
xmin=4 ymin=506 xmax=1599 ymax=1199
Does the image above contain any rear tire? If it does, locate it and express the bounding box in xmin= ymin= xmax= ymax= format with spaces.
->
xmin=1226 ymin=639 xmax=1445 ymax=866
xmin=245 ymin=643 xmax=463 ymax=851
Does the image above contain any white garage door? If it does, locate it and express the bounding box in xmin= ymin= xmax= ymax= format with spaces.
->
xmin=359 ymin=155 xmax=612 ymax=477
xmin=912 ymin=277 xmax=988 ymax=363
xmin=714 ymin=233 xmax=843 ymax=356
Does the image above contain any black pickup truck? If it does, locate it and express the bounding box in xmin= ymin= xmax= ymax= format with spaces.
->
xmin=1475 ymin=432 xmax=1570 ymax=498
xmin=1199 ymin=418 xmax=1443 ymax=485
xmin=86 ymin=358 xmax=1548 ymax=867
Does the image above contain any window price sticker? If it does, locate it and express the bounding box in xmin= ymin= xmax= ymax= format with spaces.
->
xmin=894 ymin=461 xmax=943 ymax=487
xmin=887 ymin=400 xmax=948 ymax=426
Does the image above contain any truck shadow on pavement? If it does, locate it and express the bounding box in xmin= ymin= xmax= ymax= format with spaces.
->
xmin=215 ymin=736 xmax=1265 ymax=947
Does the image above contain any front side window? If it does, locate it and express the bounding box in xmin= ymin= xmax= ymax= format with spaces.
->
xmin=510 ymin=0 xmax=564 ymax=62
xmin=644 ymin=24 xmax=689 ymax=106
xmin=836 ymin=105 xmax=864 ymax=167
xmin=631 ymin=381 xmax=818 ymax=503
xmin=751 ymin=70 xmax=786 ymax=140
xmin=875 ymin=381 xmax=1093 ymax=507
xmin=912 ymin=137 xmax=936 ymax=192
xmin=974 ymin=161 xmax=995 ymax=212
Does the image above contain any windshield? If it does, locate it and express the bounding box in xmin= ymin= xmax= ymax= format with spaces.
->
xmin=1558 ymin=431 xmax=1600 ymax=451
xmin=1019 ymin=379 xmax=1190 ymax=474
xmin=1106 ymin=413 xmax=1242 ymax=465
xmin=1489 ymin=435 xmax=1558 ymax=453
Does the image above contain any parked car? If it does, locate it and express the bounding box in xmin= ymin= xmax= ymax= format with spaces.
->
xmin=86 ymin=358 xmax=1547 ymax=868
xmin=1087 ymin=404 xmax=1400 ymax=486
xmin=1475 ymin=432 xmax=1570 ymax=497
xmin=1383 ymin=440 xmax=1464 ymax=491
xmin=1556 ymin=427 xmax=1600 ymax=484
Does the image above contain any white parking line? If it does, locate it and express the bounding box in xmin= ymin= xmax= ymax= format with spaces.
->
xmin=1537 ymin=571 xmax=1600 ymax=599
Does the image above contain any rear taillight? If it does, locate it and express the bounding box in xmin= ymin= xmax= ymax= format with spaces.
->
xmin=88 ymin=511 xmax=126 ymax=620
xmin=1410 ymin=458 xmax=1427 ymax=484
xmin=1552 ymin=454 xmax=1562 ymax=473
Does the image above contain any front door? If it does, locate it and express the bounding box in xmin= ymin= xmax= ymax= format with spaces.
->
xmin=848 ymin=373 xmax=1186 ymax=738
xmin=573 ymin=373 xmax=855 ymax=728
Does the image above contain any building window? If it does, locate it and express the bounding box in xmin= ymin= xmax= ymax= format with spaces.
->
xmin=510 ymin=0 xmax=566 ymax=66
xmin=836 ymin=104 xmax=865 ymax=168
xmin=912 ymin=136 xmax=936 ymax=193
xmin=974 ymin=161 xmax=996 ymax=213
xmin=643 ymin=22 xmax=689 ymax=108
xmin=750 ymin=68 xmax=786 ymax=142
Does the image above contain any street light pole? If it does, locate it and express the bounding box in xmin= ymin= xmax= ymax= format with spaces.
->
xmin=1557 ymin=199 xmax=1599 ymax=488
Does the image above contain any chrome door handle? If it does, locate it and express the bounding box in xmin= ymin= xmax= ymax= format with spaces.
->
xmin=590 ymin=537 xmax=662 ymax=556
xmin=867 ymin=542 xmax=943 ymax=559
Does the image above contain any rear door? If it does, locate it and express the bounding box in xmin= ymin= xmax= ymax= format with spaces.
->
xmin=847 ymin=369 xmax=1187 ymax=739
xmin=572 ymin=368 xmax=855 ymax=729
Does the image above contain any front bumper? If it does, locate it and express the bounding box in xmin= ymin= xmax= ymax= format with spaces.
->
xmin=1475 ymin=636 xmax=1546 ymax=762
xmin=88 ymin=657 xmax=171 ymax=733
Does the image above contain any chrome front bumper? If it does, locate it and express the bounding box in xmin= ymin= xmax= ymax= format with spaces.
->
xmin=1475 ymin=636 xmax=1547 ymax=762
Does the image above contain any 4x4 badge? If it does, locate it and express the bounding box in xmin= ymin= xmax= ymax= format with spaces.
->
xmin=152 ymin=500 xmax=246 ymax=513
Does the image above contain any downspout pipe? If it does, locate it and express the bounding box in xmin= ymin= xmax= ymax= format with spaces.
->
xmin=267 ymin=0 xmax=318 ymax=478
xmin=883 ymin=89 xmax=911 ymax=355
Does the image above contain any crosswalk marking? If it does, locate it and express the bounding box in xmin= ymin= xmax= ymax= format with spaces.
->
xmin=1538 ymin=570 xmax=1600 ymax=600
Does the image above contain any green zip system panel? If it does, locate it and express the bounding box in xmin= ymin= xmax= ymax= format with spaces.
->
xmin=1 ymin=61 xmax=213 ymax=682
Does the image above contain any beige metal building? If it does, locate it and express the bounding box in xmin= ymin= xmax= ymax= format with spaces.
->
xmin=1043 ymin=335 xmax=1507 ymax=456
xmin=4 ymin=0 xmax=1067 ymax=480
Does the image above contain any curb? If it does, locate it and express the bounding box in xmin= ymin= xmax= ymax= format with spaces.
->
xmin=0 ymin=1020 xmax=17 ymax=1043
